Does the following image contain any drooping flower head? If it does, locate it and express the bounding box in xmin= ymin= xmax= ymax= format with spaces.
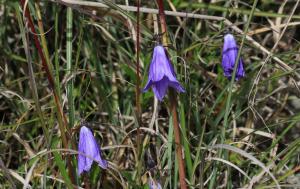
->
xmin=222 ymin=34 xmax=245 ymax=80
xmin=143 ymin=45 xmax=185 ymax=101
xmin=149 ymin=179 xmax=162 ymax=189
xmin=78 ymin=126 xmax=108 ymax=175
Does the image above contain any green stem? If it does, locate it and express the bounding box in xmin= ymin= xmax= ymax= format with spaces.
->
xmin=66 ymin=7 xmax=75 ymax=129
xmin=54 ymin=5 xmax=62 ymax=101
xmin=19 ymin=0 xmax=75 ymax=186
xmin=209 ymin=0 xmax=259 ymax=188
xmin=222 ymin=0 xmax=258 ymax=148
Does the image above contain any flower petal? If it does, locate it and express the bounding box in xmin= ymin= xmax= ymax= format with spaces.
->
xmin=152 ymin=76 xmax=169 ymax=101
xmin=78 ymin=145 xmax=86 ymax=175
xmin=143 ymin=45 xmax=185 ymax=100
xmin=236 ymin=59 xmax=245 ymax=80
xmin=143 ymin=79 xmax=152 ymax=92
xmin=149 ymin=180 xmax=162 ymax=189
xmin=149 ymin=46 xmax=171 ymax=82
xmin=97 ymin=157 xmax=108 ymax=169
xmin=169 ymin=81 xmax=185 ymax=93
xmin=78 ymin=126 xmax=107 ymax=175
xmin=222 ymin=34 xmax=245 ymax=80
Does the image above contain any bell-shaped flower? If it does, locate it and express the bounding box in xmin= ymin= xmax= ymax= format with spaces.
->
xmin=143 ymin=45 xmax=185 ymax=101
xmin=149 ymin=179 xmax=162 ymax=189
xmin=222 ymin=34 xmax=245 ymax=80
xmin=78 ymin=126 xmax=108 ymax=175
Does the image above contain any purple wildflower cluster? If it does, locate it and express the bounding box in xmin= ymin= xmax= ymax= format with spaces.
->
xmin=76 ymin=34 xmax=245 ymax=184
xmin=143 ymin=34 xmax=245 ymax=100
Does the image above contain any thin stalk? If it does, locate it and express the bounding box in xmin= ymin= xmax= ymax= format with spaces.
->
xmin=16 ymin=5 xmax=50 ymax=188
xmin=222 ymin=0 xmax=258 ymax=148
xmin=66 ymin=7 xmax=77 ymax=185
xmin=54 ymin=5 xmax=62 ymax=101
xmin=169 ymin=91 xmax=187 ymax=189
xmin=15 ymin=1 xmax=49 ymax=145
xmin=135 ymin=0 xmax=141 ymax=124
xmin=66 ymin=7 xmax=75 ymax=130
xmin=209 ymin=0 xmax=258 ymax=188
xmin=34 ymin=1 xmax=54 ymax=72
xmin=19 ymin=0 xmax=75 ymax=185
xmin=157 ymin=0 xmax=168 ymax=45
xmin=135 ymin=0 xmax=142 ymax=185
xmin=156 ymin=0 xmax=187 ymax=188
xmin=218 ymin=1 xmax=233 ymax=188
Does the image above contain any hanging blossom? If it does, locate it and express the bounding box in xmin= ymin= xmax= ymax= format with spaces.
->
xmin=143 ymin=45 xmax=185 ymax=101
xmin=149 ymin=179 xmax=162 ymax=189
xmin=78 ymin=126 xmax=108 ymax=175
xmin=222 ymin=34 xmax=245 ymax=80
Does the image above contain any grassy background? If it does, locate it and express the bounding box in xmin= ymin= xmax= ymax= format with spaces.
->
xmin=0 ymin=0 xmax=300 ymax=188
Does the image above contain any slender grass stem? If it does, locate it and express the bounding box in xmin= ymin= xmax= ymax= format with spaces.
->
xmin=135 ymin=0 xmax=143 ymax=185
xmin=54 ymin=5 xmax=62 ymax=101
xmin=15 ymin=1 xmax=49 ymax=145
xmin=222 ymin=0 xmax=259 ymax=145
xmin=135 ymin=0 xmax=141 ymax=123
xmin=66 ymin=7 xmax=75 ymax=131
xmin=209 ymin=0 xmax=259 ymax=189
xmin=19 ymin=0 xmax=76 ymax=185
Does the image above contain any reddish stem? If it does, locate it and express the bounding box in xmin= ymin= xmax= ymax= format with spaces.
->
xmin=157 ymin=0 xmax=168 ymax=45
xmin=169 ymin=91 xmax=187 ymax=189
xmin=156 ymin=0 xmax=187 ymax=188
xmin=19 ymin=0 xmax=76 ymax=185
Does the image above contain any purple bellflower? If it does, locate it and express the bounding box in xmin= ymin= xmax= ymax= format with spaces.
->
xmin=149 ymin=179 xmax=162 ymax=189
xmin=143 ymin=45 xmax=185 ymax=101
xmin=222 ymin=34 xmax=245 ymax=80
xmin=78 ymin=126 xmax=108 ymax=175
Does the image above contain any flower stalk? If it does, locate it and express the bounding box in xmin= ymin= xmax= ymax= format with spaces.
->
xmin=156 ymin=0 xmax=187 ymax=188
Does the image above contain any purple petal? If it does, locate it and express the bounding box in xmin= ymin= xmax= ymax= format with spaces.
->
xmin=78 ymin=126 xmax=107 ymax=175
xmin=223 ymin=34 xmax=238 ymax=52
xmin=163 ymin=58 xmax=178 ymax=82
xmin=149 ymin=180 xmax=162 ymax=189
xmin=148 ymin=46 xmax=181 ymax=83
xmin=222 ymin=34 xmax=245 ymax=80
xmin=143 ymin=79 xmax=152 ymax=92
xmin=143 ymin=45 xmax=185 ymax=100
xmin=78 ymin=127 xmax=89 ymax=175
xmin=95 ymin=149 xmax=108 ymax=169
xmin=98 ymin=158 xmax=108 ymax=169
xmin=222 ymin=53 xmax=234 ymax=78
xmin=78 ymin=149 xmax=86 ymax=175
xmin=149 ymin=46 xmax=173 ymax=82
xmin=169 ymin=81 xmax=185 ymax=93
xmin=236 ymin=59 xmax=245 ymax=80
xmin=152 ymin=77 xmax=169 ymax=101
